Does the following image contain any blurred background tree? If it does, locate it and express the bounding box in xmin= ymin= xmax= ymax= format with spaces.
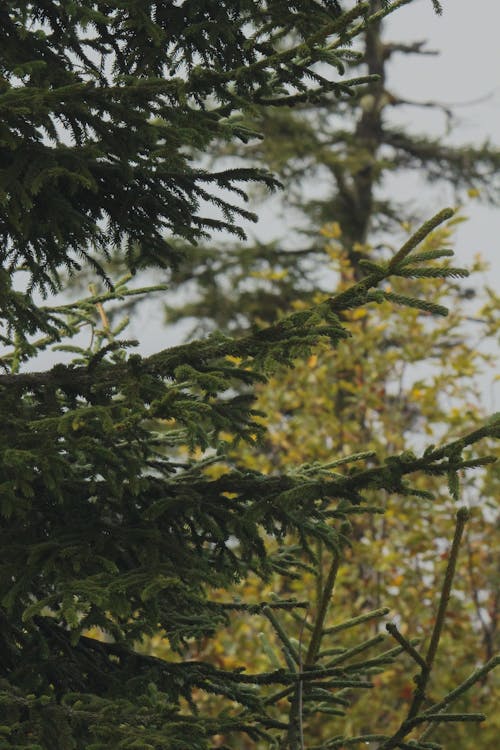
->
xmin=161 ymin=0 xmax=500 ymax=333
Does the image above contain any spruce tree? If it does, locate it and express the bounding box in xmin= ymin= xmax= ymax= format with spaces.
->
xmin=1 ymin=2 xmax=498 ymax=750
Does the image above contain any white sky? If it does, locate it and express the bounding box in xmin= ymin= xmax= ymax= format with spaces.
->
xmin=386 ymin=0 xmax=500 ymax=271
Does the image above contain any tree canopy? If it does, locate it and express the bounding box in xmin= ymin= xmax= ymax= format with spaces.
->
xmin=1 ymin=2 xmax=498 ymax=749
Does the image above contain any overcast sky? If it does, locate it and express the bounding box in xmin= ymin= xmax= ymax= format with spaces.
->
xmin=386 ymin=0 xmax=500 ymax=270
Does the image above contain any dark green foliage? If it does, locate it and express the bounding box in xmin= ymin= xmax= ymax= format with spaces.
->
xmin=2 ymin=0 xmax=378 ymax=333
xmin=0 ymin=2 xmax=497 ymax=749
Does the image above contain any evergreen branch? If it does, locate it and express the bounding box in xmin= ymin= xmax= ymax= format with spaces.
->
xmin=33 ymin=618 xmax=370 ymax=693
xmin=263 ymin=606 xmax=301 ymax=666
xmin=264 ymin=685 xmax=295 ymax=707
xmin=418 ymin=655 xmax=500 ymax=742
xmin=398 ymin=249 xmax=454 ymax=265
xmin=453 ymin=456 xmax=497 ymax=470
xmin=0 ymin=209 xmax=461 ymax=393
xmin=323 ymin=634 xmax=386 ymax=668
xmin=189 ymin=3 xmax=370 ymax=89
xmin=375 ymin=292 xmax=449 ymax=316
xmin=423 ymin=655 xmax=500 ymax=716
xmin=329 ymin=0 xmax=416 ymax=50
xmin=41 ymin=283 xmax=169 ymax=313
xmin=323 ymin=607 xmax=390 ymax=635
xmin=255 ymin=75 xmax=380 ymax=107
xmin=388 ymin=209 xmax=454 ymax=270
xmin=395 ymin=267 xmax=469 ymax=279
xmin=319 ymin=451 xmax=377 ymax=470
xmin=305 ymin=551 xmax=341 ymax=667
xmin=386 ymin=623 xmax=426 ymax=669
xmin=419 ymin=508 xmax=469 ymax=686
xmin=49 ymin=423 xmax=495 ymax=521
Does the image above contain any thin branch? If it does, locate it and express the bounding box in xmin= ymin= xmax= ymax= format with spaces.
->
xmin=297 ymin=606 xmax=309 ymax=750
xmin=386 ymin=623 xmax=426 ymax=669
xmin=325 ymin=634 xmax=385 ymax=669
xmin=324 ymin=607 xmax=390 ymax=635
xmin=263 ymin=607 xmax=301 ymax=666
xmin=418 ymin=655 xmax=500 ymax=742
xmin=423 ymin=508 xmax=469 ymax=675
xmin=305 ymin=551 xmax=341 ymax=667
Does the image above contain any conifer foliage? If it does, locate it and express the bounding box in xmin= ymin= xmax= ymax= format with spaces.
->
xmin=0 ymin=2 xmax=498 ymax=749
